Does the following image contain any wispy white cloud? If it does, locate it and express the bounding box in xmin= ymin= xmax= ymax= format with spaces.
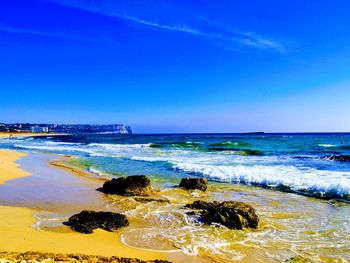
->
xmin=0 ymin=23 xmax=97 ymax=42
xmin=119 ymin=14 xmax=287 ymax=53
xmin=228 ymin=31 xmax=287 ymax=53
xmin=121 ymin=15 xmax=200 ymax=35
xmin=197 ymin=18 xmax=288 ymax=53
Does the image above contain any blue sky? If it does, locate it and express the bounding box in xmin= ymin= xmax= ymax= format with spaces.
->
xmin=1 ymin=0 xmax=350 ymax=133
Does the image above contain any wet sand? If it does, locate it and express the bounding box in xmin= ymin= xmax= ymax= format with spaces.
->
xmin=0 ymin=149 xmax=167 ymax=261
xmin=0 ymin=154 xmax=107 ymax=212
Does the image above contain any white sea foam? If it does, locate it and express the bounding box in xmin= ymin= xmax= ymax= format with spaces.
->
xmin=87 ymin=167 xmax=105 ymax=176
xmin=318 ymin=144 xmax=337 ymax=147
xmin=14 ymin=144 xmax=95 ymax=154
xmin=89 ymin=143 xmax=151 ymax=149
xmin=13 ymin=141 xmax=152 ymax=156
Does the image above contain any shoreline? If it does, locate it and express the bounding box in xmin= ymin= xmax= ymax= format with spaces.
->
xmin=0 ymin=149 xmax=167 ymax=261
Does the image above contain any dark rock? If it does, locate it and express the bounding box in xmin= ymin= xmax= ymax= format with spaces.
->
xmin=134 ymin=197 xmax=170 ymax=203
xmin=186 ymin=211 xmax=199 ymax=216
xmin=285 ymin=256 xmax=314 ymax=263
xmin=185 ymin=200 xmax=259 ymax=230
xmin=65 ymin=210 xmax=129 ymax=234
xmin=327 ymin=155 xmax=350 ymax=162
xmin=99 ymin=175 xmax=152 ymax=196
xmin=179 ymin=177 xmax=208 ymax=191
xmin=185 ymin=200 xmax=219 ymax=209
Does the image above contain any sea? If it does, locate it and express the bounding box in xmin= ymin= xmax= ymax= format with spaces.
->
xmin=1 ymin=133 xmax=350 ymax=199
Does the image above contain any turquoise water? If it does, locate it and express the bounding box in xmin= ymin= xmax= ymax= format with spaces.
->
xmin=1 ymin=133 xmax=350 ymax=199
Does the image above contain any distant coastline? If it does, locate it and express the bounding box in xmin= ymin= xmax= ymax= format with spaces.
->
xmin=0 ymin=123 xmax=132 ymax=134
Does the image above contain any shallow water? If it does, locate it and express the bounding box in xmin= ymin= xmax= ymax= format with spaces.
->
xmin=0 ymin=154 xmax=107 ymax=213
xmin=111 ymin=184 xmax=350 ymax=262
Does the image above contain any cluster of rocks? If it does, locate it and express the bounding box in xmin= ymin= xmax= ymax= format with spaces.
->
xmin=67 ymin=175 xmax=259 ymax=239
xmin=97 ymin=176 xmax=209 ymax=196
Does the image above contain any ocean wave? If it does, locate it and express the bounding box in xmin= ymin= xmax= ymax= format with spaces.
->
xmin=149 ymin=141 xmax=204 ymax=150
xmin=174 ymin=163 xmax=350 ymax=197
xmin=209 ymin=141 xmax=251 ymax=148
xmin=318 ymin=144 xmax=338 ymax=148
xmin=89 ymin=143 xmax=151 ymax=150
xmin=208 ymin=148 xmax=263 ymax=155
xmin=14 ymin=144 xmax=94 ymax=154
xmin=12 ymin=141 xmax=164 ymax=165
xmin=13 ymin=141 xmax=152 ymax=153
xmin=318 ymin=143 xmax=350 ymax=150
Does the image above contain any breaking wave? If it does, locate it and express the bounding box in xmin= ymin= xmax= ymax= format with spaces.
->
xmin=174 ymin=163 xmax=350 ymax=198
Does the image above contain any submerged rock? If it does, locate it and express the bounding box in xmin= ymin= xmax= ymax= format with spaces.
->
xmin=65 ymin=210 xmax=129 ymax=234
xmin=98 ymin=175 xmax=152 ymax=196
xmin=134 ymin=197 xmax=170 ymax=203
xmin=179 ymin=177 xmax=208 ymax=191
xmin=185 ymin=200 xmax=259 ymax=229
xmin=327 ymin=155 xmax=350 ymax=162
xmin=185 ymin=200 xmax=220 ymax=209
xmin=285 ymin=256 xmax=314 ymax=263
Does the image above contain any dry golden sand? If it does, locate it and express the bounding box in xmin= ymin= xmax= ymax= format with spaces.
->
xmin=0 ymin=150 xmax=29 ymax=184
xmin=0 ymin=132 xmax=55 ymax=138
xmin=0 ymin=149 xmax=167 ymax=261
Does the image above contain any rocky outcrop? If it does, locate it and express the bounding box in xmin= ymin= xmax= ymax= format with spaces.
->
xmin=0 ymin=251 xmax=171 ymax=263
xmin=327 ymin=155 xmax=350 ymax=162
xmin=65 ymin=210 xmax=129 ymax=234
xmin=185 ymin=200 xmax=259 ymax=229
xmin=98 ymin=175 xmax=152 ymax=196
xmin=179 ymin=178 xmax=208 ymax=191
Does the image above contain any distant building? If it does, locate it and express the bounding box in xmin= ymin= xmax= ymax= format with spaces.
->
xmin=0 ymin=123 xmax=8 ymax=132
xmin=30 ymin=126 xmax=49 ymax=133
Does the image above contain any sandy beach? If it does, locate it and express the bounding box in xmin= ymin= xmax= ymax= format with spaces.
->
xmin=0 ymin=148 xmax=167 ymax=261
